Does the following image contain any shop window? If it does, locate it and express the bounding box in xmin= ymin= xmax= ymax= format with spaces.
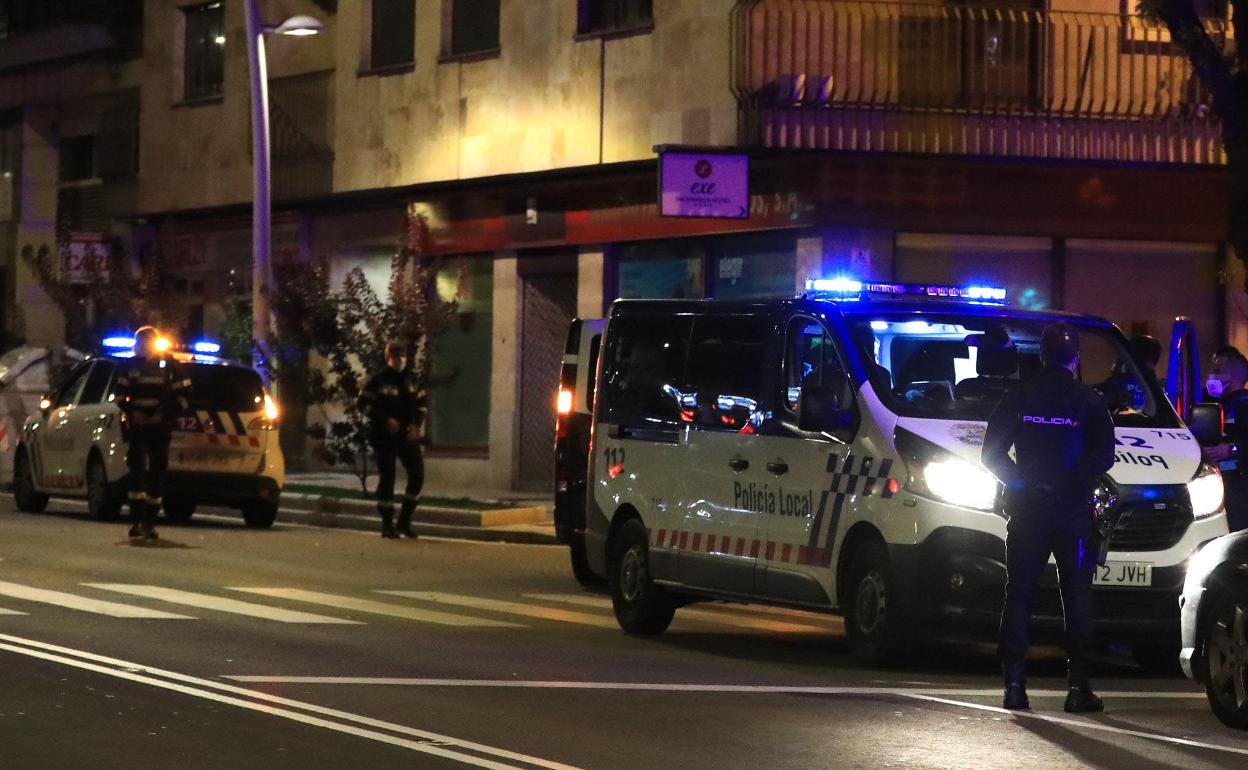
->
xmin=183 ymin=2 xmax=225 ymax=101
xmin=370 ymin=0 xmax=416 ymax=70
xmin=426 ymin=256 xmax=493 ymax=450
xmin=712 ymin=250 xmax=795 ymax=300
xmin=577 ymin=0 xmax=652 ymax=36
xmin=445 ymin=0 xmax=500 ymax=58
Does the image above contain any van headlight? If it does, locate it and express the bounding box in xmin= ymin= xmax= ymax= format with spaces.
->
xmin=1186 ymin=463 xmax=1224 ymax=519
xmin=896 ymin=428 xmax=998 ymax=512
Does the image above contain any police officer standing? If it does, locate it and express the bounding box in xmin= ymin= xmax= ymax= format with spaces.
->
xmin=359 ymin=341 xmax=426 ymax=539
xmin=1203 ymin=346 xmax=1248 ymax=531
xmin=114 ymin=326 xmax=191 ymax=543
xmin=982 ymin=323 xmax=1116 ymax=713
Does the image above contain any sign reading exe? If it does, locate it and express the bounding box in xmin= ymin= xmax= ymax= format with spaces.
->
xmin=659 ymin=150 xmax=750 ymax=220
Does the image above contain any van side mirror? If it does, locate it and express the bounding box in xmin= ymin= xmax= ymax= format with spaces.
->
xmin=1189 ymin=402 xmax=1223 ymax=446
xmin=797 ymin=379 xmax=857 ymax=436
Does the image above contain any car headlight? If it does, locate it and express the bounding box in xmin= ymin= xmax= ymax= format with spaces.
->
xmin=1186 ymin=463 xmax=1224 ymax=519
xmin=896 ymin=427 xmax=999 ymax=512
xmin=923 ymin=458 xmax=999 ymax=511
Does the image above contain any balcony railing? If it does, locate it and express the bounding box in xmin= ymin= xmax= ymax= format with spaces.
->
xmin=731 ymin=0 xmax=1232 ymax=164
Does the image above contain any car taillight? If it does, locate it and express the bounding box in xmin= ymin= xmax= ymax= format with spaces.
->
xmin=557 ymin=389 xmax=573 ymax=415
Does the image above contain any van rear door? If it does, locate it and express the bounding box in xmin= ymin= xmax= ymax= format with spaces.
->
xmin=170 ymin=364 xmax=271 ymax=474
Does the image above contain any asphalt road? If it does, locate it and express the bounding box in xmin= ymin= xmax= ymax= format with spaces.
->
xmin=2 ymin=497 xmax=1247 ymax=770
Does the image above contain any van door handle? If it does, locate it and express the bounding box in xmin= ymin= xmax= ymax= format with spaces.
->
xmin=767 ymin=461 xmax=789 ymax=476
xmin=728 ymin=456 xmax=750 ymax=472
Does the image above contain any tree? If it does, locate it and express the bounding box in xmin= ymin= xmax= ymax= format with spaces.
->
xmin=1139 ymin=0 xmax=1247 ymax=281
xmin=308 ymin=211 xmax=461 ymax=490
xmin=21 ymin=228 xmax=174 ymax=352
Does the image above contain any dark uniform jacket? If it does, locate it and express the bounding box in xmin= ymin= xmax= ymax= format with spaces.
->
xmin=359 ymin=367 xmax=427 ymax=442
xmin=114 ymin=355 xmax=191 ymax=424
xmin=982 ymin=366 xmax=1117 ymax=523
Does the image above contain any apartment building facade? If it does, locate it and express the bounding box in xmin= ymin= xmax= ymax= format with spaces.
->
xmin=8 ymin=0 xmax=1237 ymax=491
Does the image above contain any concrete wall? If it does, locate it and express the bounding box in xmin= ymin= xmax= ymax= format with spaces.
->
xmin=138 ymin=0 xmax=338 ymax=214
xmin=332 ymin=0 xmax=735 ymax=191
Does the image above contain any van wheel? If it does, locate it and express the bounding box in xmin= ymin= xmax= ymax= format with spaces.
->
xmin=163 ymin=498 xmax=197 ymax=524
xmin=844 ymin=540 xmax=913 ymax=666
xmin=610 ymin=518 xmax=674 ymax=634
xmin=13 ymin=451 xmax=48 ymax=513
xmin=85 ymin=457 xmax=123 ymax=521
xmin=242 ymin=500 xmax=278 ymax=529
xmin=1198 ymin=588 xmax=1248 ymax=729
xmin=570 ymin=537 xmax=605 ymax=588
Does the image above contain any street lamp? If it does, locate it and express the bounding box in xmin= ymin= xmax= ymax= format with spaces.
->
xmin=243 ymin=1 xmax=322 ymax=384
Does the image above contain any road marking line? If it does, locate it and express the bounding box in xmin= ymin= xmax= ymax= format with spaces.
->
xmin=0 ymin=607 xmax=27 ymax=616
xmin=216 ymin=677 xmax=1210 ymax=700
xmin=0 ymin=633 xmax=579 ymax=770
xmin=525 ymin=593 xmax=833 ymax=634
xmin=214 ymin=677 xmax=1247 ymax=757
xmin=379 ymin=591 xmax=620 ymax=629
xmin=229 ymin=588 xmax=523 ymax=628
xmin=0 ymin=581 xmax=193 ymax=619
xmin=907 ymin=693 xmax=1248 ymax=757
xmin=83 ymin=585 xmax=362 ymax=625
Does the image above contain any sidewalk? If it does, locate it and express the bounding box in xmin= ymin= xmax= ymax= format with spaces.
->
xmin=279 ymin=471 xmax=559 ymax=545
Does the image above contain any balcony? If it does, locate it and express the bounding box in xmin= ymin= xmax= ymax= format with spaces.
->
xmin=731 ymin=0 xmax=1232 ymax=164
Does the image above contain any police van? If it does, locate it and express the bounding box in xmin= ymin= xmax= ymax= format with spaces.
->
xmin=556 ymin=318 xmax=605 ymax=585
xmin=12 ymin=337 xmax=284 ymax=528
xmin=582 ymin=280 xmax=1229 ymax=666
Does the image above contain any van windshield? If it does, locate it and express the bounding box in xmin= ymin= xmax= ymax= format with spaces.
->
xmin=846 ymin=314 xmax=1179 ymax=428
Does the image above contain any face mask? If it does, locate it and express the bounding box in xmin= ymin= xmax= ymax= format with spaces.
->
xmin=1207 ymin=377 xmax=1225 ymax=398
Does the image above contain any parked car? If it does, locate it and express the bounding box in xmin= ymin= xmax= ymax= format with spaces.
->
xmin=0 ymin=346 xmax=85 ymax=486
xmin=1180 ymin=528 xmax=1248 ymax=729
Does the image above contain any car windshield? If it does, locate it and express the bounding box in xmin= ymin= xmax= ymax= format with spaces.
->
xmin=846 ymin=313 xmax=1179 ymax=428
xmin=186 ymin=364 xmax=265 ymax=412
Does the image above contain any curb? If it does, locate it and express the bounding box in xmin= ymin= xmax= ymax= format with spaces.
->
xmin=277 ymin=493 xmax=560 ymax=545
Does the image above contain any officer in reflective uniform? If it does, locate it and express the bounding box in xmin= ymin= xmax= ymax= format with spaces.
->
xmin=114 ymin=327 xmax=191 ymax=543
xmin=359 ymin=341 xmax=426 ymax=539
xmin=1204 ymin=346 xmax=1248 ymax=531
xmin=982 ymin=323 xmax=1116 ymax=713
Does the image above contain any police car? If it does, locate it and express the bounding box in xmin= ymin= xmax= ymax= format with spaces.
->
xmin=12 ymin=336 xmax=284 ymax=528
xmin=581 ymin=280 xmax=1230 ymax=666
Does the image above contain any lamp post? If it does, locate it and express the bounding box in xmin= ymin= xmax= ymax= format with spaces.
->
xmin=243 ymin=2 xmax=323 ymax=383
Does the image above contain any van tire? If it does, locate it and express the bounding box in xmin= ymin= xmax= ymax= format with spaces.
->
xmin=570 ymin=537 xmax=605 ymax=588
xmin=844 ymin=540 xmax=913 ymax=666
xmin=242 ymin=500 xmax=278 ymax=529
xmin=13 ymin=450 xmax=49 ymax=513
xmin=85 ymin=456 xmax=123 ymax=521
xmin=163 ymin=498 xmax=197 ymax=523
xmin=610 ymin=518 xmax=675 ymax=635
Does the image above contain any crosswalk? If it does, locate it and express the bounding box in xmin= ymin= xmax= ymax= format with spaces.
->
xmin=0 ymin=581 xmax=840 ymax=636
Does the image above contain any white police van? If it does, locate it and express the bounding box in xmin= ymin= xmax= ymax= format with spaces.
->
xmin=583 ymin=280 xmax=1230 ymax=666
xmin=12 ymin=337 xmax=285 ymax=528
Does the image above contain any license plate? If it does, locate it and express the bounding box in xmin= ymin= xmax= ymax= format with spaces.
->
xmin=1093 ymin=561 xmax=1152 ymax=587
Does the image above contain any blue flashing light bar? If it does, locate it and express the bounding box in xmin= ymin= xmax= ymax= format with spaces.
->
xmin=804 ymin=278 xmax=1008 ymax=303
xmin=102 ymin=336 xmax=136 ymax=349
xmin=192 ymin=340 xmax=222 ymax=354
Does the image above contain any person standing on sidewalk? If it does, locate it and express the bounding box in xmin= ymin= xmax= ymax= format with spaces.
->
xmin=359 ymin=341 xmax=426 ymax=539
xmin=114 ymin=326 xmax=191 ymax=544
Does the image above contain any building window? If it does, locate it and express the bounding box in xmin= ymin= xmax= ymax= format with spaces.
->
xmin=183 ymin=2 xmax=225 ymax=101
xmin=577 ymin=0 xmax=652 ymax=36
xmin=370 ymin=0 xmax=416 ymax=70
xmin=58 ymin=135 xmax=96 ymax=182
xmin=444 ymin=0 xmax=500 ymax=58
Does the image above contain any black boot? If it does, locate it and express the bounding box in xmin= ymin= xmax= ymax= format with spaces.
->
xmin=396 ymin=501 xmax=418 ymax=539
xmin=1002 ymin=662 xmax=1029 ymax=710
xmin=1064 ymin=685 xmax=1104 ymax=713
xmin=379 ymin=506 xmax=398 ymax=539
